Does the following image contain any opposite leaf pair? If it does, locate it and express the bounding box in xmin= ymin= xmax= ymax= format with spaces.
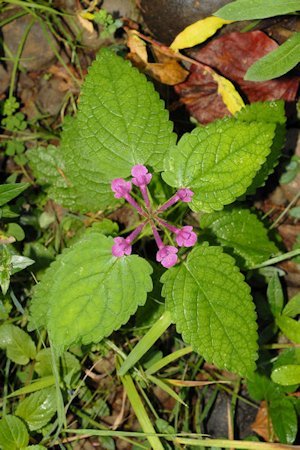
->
xmin=28 ymin=50 xmax=285 ymax=377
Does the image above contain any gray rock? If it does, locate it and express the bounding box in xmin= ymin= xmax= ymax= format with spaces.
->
xmin=3 ymin=14 xmax=58 ymax=72
xmin=139 ymin=0 xmax=232 ymax=44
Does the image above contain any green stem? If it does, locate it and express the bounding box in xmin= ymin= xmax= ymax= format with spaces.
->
xmin=69 ymin=407 xmax=146 ymax=449
xmin=251 ymin=249 xmax=300 ymax=269
xmin=9 ymin=17 xmax=35 ymax=98
xmin=64 ymin=430 xmax=296 ymax=450
xmin=270 ymin=190 xmax=300 ymax=229
xmin=118 ymin=310 xmax=172 ymax=376
xmin=262 ymin=343 xmax=300 ymax=349
xmin=174 ymin=438 xmax=296 ymax=449
xmin=5 ymin=0 xmax=71 ymax=16
xmin=2 ymin=359 xmax=10 ymax=416
xmin=118 ymin=357 xmax=165 ymax=450
xmin=145 ymin=345 xmax=193 ymax=375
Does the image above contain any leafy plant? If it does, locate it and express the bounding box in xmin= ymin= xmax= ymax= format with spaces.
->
xmin=1 ymin=97 xmax=28 ymax=166
xmin=245 ymin=274 xmax=300 ymax=443
xmin=93 ymin=9 xmax=123 ymax=38
xmin=0 ymin=182 xmax=34 ymax=294
xmin=27 ymin=49 xmax=288 ymax=383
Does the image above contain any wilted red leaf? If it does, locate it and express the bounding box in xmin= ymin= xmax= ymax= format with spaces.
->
xmin=176 ymin=31 xmax=299 ymax=123
xmin=175 ymin=66 xmax=231 ymax=123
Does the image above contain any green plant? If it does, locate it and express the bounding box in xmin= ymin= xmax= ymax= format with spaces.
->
xmin=2 ymin=47 xmax=298 ymax=448
xmin=215 ymin=0 xmax=300 ymax=81
xmin=27 ymin=49 xmax=289 ymax=378
xmin=93 ymin=9 xmax=123 ymax=38
xmin=1 ymin=98 xmax=28 ymax=166
xmin=0 ymin=182 xmax=34 ymax=294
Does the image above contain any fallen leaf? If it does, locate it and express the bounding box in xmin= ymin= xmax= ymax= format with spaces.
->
xmin=175 ymin=31 xmax=299 ymax=123
xmin=170 ymin=16 xmax=233 ymax=50
xmin=127 ymin=30 xmax=188 ymax=85
xmin=174 ymin=65 xmax=231 ymax=124
xmin=127 ymin=32 xmax=148 ymax=64
xmin=191 ymin=30 xmax=299 ymax=103
xmin=211 ymin=71 xmax=245 ymax=114
xmin=251 ymin=401 xmax=273 ymax=441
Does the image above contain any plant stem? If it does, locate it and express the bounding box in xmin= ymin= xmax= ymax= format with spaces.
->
xmin=157 ymin=193 xmax=179 ymax=212
xmin=150 ymin=221 xmax=164 ymax=249
xmin=118 ymin=358 xmax=165 ymax=450
xmin=140 ymin=185 xmax=151 ymax=209
xmin=251 ymin=249 xmax=300 ymax=269
xmin=270 ymin=190 xmax=300 ymax=229
xmin=145 ymin=345 xmax=193 ymax=375
xmin=156 ymin=217 xmax=179 ymax=234
xmin=174 ymin=438 xmax=297 ymax=449
xmin=118 ymin=311 xmax=172 ymax=376
xmin=9 ymin=17 xmax=35 ymax=98
xmin=124 ymin=193 xmax=147 ymax=217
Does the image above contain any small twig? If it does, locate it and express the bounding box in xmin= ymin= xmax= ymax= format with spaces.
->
xmin=270 ymin=190 xmax=300 ymax=229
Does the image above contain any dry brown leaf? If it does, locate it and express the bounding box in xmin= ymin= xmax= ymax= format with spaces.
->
xmin=251 ymin=400 xmax=273 ymax=441
xmin=126 ymin=30 xmax=188 ymax=85
xmin=127 ymin=31 xmax=148 ymax=64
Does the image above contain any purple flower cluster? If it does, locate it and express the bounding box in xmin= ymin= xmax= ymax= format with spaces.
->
xmin=111 ymin=165 xmax=197 ymax=268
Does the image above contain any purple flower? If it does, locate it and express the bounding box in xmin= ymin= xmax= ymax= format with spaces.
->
xmin=131 ymin=165 xmax=152 ymax=187
xmin=110 ymin=166 xmax=198 ymax=266
xmin=177 ymin=188 xmax=194 ymax=203
xmin=111 ymin=178 xmax=132 ymax=199
xmin=156 ymin=246 xmax=178 ymax=268
xmin=112 ymin=237 xmax=132 ymax=257
xmin=176 ymin=226 xmax=197 ymax=247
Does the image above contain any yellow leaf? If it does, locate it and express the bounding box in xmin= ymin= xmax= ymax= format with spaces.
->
xmin=170 ymin=16 xmax=233 ymax=50
xmin=211 ymin=72 xmax=245 ymax=114
xmin=79 ymin=11 xmax=94 ymax=21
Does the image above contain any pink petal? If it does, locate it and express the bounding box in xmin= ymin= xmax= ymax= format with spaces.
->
xmin=112 ymin=237 xmax=132 ymax=257
xmin=176 ymin=226 xmax=197 ymax=247
xmin=177 ymin=188 xmax=194 ymax=203
xmin=156 ymin=246 xmax=178 ymax=268
xmin=111 ymin=178 xmax=132 ymax=198
xmin=131 ymin=165 xmax=148 ymax=177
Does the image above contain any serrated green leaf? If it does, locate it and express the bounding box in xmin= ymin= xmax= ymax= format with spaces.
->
xmin=215 ymin=0 xmax=300 ymax=20
xmin=236 ymin=101 xmax=286 ymax=125
xmin=272 ymin=365 xmax=300 ymax=386
xmin=274 ymin=348 xmax=300 ymax=369
xmin=200 ymin=207 xmax=278 ymax=268
xmin=29 ymin=232 xmax=153 ymax=352
xmin=29 ymin=50 xmax=175 ymax=213
xmin=269 ymin=397 xmax=297 ymax=444
xmin=0 ymin=183 xmax=29 ymax=207
xmin=283 ymin=293 xmax=300 ymax=318
xmin=0 ymin=324 xmax=36 ymax=365
xmin=267 ymin=273 xmax=284 ymax=317
xmin=245 ymin=33 xmax=300 ymax=81
xmin=247 ymin=373 xmax=281 ymax=402
xmin=162 ymin=118 xmax=275 ymax=212
xmin=161 ymin=244 xmax=258 ymax=376
xmin=271 ymin=348 xmax=300 ymax=392
xmin=34 ymin=348 xmax=81 ymax=387
xmin=236 ymin=101 xmax=286 ymax=194
xmin=0 ymin=415 xmax=29 ymax=450
xmin=27 ymin=144 xmax=77 ymax=210
xmin=15 ymin=387 xmax=57 ymax=431
xmin=276 ymin=315 xmax=300 ymax=343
